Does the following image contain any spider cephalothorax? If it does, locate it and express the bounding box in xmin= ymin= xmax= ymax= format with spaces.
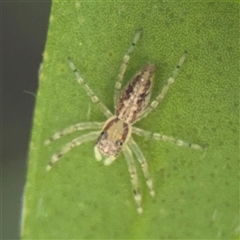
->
xmin=95 ymin=117 xmax=131 ymax=164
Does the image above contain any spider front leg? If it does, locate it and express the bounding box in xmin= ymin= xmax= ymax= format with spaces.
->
xmin=132 ymin=127 xmax=203 ymax=150
xmin=114 ymin=29 xmax=142 ymax=108
xmin=68 ymin=58 xmax=113 ymax=118
xmin=46 ymin=131 xmax=100 ymax=171
xmin=123 ymin=145 xmax=143 ymax=214
xmin=128 ymin=137 xmax=155 ymax=197
xmin=45 ymin=122 xmax=104 ymax=145
xmin=136 ymin=51 xmax=188 ymax=123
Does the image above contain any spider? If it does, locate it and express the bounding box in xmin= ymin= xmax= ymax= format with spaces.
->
xmin=45 ymin=29 xmax=203 ymax=214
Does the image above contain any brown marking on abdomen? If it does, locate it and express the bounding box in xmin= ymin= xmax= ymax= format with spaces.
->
xmin=116 ymin=64 xmax=155 ymax=124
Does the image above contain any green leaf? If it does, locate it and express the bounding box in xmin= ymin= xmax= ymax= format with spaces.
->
xmin=23 ymin=1 xmax=239 ymax=239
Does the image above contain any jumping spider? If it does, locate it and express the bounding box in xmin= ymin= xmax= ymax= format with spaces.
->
xmin=45 ymin=29 xmax=203 ymax=214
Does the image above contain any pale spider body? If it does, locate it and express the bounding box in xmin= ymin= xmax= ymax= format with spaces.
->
xmin=95 ymin=64 xmax=154 ymax=162
xmin=45 ymin=29 xmax=203 ymax=214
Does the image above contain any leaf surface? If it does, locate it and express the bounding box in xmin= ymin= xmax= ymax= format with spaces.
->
xmin=23 ymin=1 xmax=239 ymax=239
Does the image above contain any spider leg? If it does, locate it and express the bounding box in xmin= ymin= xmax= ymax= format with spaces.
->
xmin=132 ymin=127 xmax=204 ymax=150
xmin=114 ymin=29 xmax=142 ymax=108
xmin=136 ymin=51 xmax=188 ymax=123
xmin=45 ymin=122 xmax=104 ymax=145
xmin=128 ymin=137 xmax=155 ymax=197
xmin=123 ymin=144 xmax=143 ymax=214
xmin=46 ymin=131 xmax=100 ymax=171
xmin=68 ymin=58 xmax=113 ymax=118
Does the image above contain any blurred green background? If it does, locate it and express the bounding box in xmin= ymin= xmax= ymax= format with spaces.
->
xmin=2 ymin=2 xmax=51 ymax=239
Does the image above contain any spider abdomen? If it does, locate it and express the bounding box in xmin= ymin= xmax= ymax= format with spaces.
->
xmin=116 ymin=64 xmax=155 ymax=124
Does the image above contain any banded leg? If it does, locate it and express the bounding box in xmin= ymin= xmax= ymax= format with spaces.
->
xmin=68 ymin=58 xmax=113 ymax=118
xmin=45 ymin=122 xmax=104 ymax=145
xmin=132 ymin=127 xmax=203 ymax=150
xmin=123 ymin=145 xmax=142 ymax=214
xmin=46 ymin=131 xmax=100 ymax=171
xmin=128 ymin=138 xmax=155 ymax=197
xmin=114 ymin=29 xmax=142 ymax=108
xmin=135 ymin=51 xmax=188 ymax=123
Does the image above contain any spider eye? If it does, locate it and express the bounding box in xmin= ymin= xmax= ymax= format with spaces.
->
xmin=100 ymin=131 xmax=108 ymax=139
xmin=115 ymin=140 xmax=123 ymax=147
